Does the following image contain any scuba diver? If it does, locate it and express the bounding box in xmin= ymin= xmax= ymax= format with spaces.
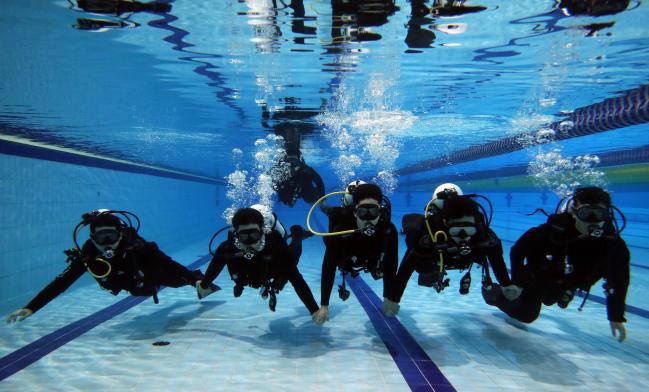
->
xmin=6 ymin=209 xmax=219 ymax=323
xmin=483 ymin=186 xmax=630 ymax=343
xmin=261 ymin=103 xmax=326 ymax=208
xmin=196 ymin=207 xmax=321 ymax=319
xmin=393 ymin=184 xmax=518 ymax=310
xmin=309 ymin=183 xmax=399 ymax=323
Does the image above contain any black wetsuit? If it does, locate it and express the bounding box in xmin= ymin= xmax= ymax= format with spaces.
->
xmin=275 ymin=164 xmax=325 ymax=207
xmin=199 ymin=231 xmax=319 ymax=314
xmin=393 ymin=214 xmax=511 ymax=302
xmin=320 ymin=207 xmax=398 ymax=306
xmin=25 ymin=230 xmax=199 ymax=313
xmin=491 ymin=213 xmax=630 ymax=323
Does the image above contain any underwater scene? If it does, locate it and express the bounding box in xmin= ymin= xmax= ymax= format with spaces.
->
xmin=1 ymin=0 xmax=649 ymax=391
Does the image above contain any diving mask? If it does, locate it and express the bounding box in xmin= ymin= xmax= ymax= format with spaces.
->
xmin=573 ymin=205 xmax=610 ymax=223
xmin=237 ymin=228 xmax=262 ymax=245
xmin=91 ymin=229 xmax=121 ymax=245
xmin=447 ymin=223 xmax=477 ymax=239
xmin=355 ymin=204 xmax=381 ymax=221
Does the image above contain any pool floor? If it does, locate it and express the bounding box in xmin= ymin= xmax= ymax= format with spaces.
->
xmin=1 ymin=226 xmax=648 ymax=392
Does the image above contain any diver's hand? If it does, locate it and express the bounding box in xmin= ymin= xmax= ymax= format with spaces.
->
xmin=6 ymin=308 xmax=33 ymax=323
xmin=382 ymin=298 xmax=400 ymax=317
xmin=502 ymin=285 xmax=523 ymax=301
xmin=610 ymin=321 xmax=626 ymax=343
xmin=312 ymin=306 xmax=329 ymax=324
xmin=195 ymin=280 xmax=213 ymax=300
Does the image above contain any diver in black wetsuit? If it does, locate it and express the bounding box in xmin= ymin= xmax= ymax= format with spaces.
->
xmin=394 ymin=190 xmax=518 ymax=310
xmin=311 ymin=183 xmax=399 ymax=323
xmin=261 ymin=103 xmax=326 ymax=208
xmin=484 ymin=187 xmax=631 ymax=342
xmin=196 ymin=208 xmax=321 ymax=318
xmin=6 ymin=210 xmax=218 ymax=323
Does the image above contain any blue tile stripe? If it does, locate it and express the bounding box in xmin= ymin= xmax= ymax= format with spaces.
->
xmin=0 ymin=255 xmax=211 ymax=381
xmin=347 ymin=276 xmax=457 ymax=392
xmin=0 ymin=138 xmax=225 ymax=186
xmin=309 ymin=213 xmax=456 ymax=391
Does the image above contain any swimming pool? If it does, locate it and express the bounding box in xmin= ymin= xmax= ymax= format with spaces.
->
xmin=1 ymin=0 xmax=648 ymax=391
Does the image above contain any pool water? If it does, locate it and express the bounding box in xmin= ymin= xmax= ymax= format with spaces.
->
xmin=1 ymin=0 xmax=648 ymax=391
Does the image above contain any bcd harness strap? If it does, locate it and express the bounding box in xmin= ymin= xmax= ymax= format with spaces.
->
xmin=229 ymin=247 xmax=282 ymax=312
xmin=337 ymin=226 xmax=391 ymax=300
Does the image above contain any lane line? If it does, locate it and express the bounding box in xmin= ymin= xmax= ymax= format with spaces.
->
xmin=0 ymin=137 xmax=224 ymax=185
xmin=0 ymin=255 xmax=211 ymax=381
xmin=348 ymin=276 xmax=457 ymax=392
xmin=311 ymin=213 xmax=455 ymax=391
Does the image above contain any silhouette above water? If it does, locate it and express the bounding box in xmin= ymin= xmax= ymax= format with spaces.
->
xmin=69 ymin=0 xmax=172 ymax=30
xmin=474 ymin=0 xmax=632 ymax=61
xmin=557 ymin=0 xmax=631 ymax=16
xmin=75 ymin=0 xmax=171 ymax=14
xmin=405 ymin=0 xmax=487 ymax=52
xmin=330 ymin=0 xmax=400 ymax=43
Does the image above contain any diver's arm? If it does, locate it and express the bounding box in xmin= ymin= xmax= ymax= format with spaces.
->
xmin=392 ymin=249 xmax=418 ymax=303
xmin=485 ymin=231 xmax=512 ymax=286
xmin=200 ymin=243 xmax=228 ymax=288
xmin=509 ymin=226 xmax=543 ymax=286
xmin=279 ymin=244 xmax=319 ymax=314
xmin=144 ymin=240 xmax=196 ymax=282
xmin=320 ymin=245 xmax=338 ymax=306
xmin=382 ymin=223 xmax=399 ymax=302
xmin=605 ymin=238 xmax=631 ymax=323
xmin=24 ymin=258 xmax=86 ymax=314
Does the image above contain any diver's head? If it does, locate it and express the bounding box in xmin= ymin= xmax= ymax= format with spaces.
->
xmin=89 ymin=213 xmax=123 ymax=258
xmin=353 ymin=183 xmax=383 ymax=234
xmin=570 ymin=186 xmax=611 ymax=237
xmin=232 ymin=208 xmax=265 ymax=249
xmin=343 ymin=179 xmax=367 ymax=206
xmin=431 ymin=183 xmax=463 ymax=211
xmin=441 ymin=196 xmax=481 ymax=247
